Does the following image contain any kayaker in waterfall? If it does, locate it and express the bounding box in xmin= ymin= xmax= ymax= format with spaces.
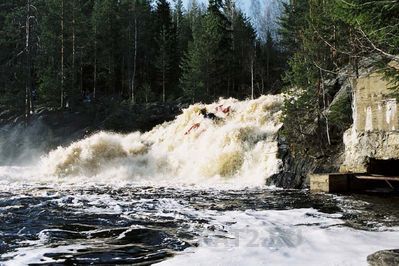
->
xmin=185 ymin=123 xmax=201 ymax=135
xmin=185 ymin=107 xmax=231 ymax=135
xmin=215 ymin=105 xmax=231 ymax=114
xmin=200 ymin=108 xmax=221 ymax=121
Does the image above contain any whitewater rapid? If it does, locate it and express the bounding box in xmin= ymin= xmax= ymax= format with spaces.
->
xmin=2 ymin=96 xmax=399 ymax=266
xmin=32 ymin=95 xmax=284 ymax=187
xmin=1 ymin=186 xmax=399 ymax=266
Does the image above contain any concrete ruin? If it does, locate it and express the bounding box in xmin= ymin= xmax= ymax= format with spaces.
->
xmin=340 ymin=62 xmax=399 ymax=175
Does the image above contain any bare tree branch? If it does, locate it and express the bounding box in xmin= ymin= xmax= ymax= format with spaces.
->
xmin=357 ymin=27 xmax=399 ymax=62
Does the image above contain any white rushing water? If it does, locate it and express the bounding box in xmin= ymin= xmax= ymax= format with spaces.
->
xmin=158 ymin=208 xmax=399 ymax=266
xmin=32 ymin=95 xmax=283 ymax=187
xmin=1 ymin=95 xmax=399 ymax=266
xmin=2 ymin=189 xmax=399 ymax=266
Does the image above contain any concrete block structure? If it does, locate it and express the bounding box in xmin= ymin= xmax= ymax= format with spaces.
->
xmin=340 ymin=62 xmax=399 ymax=174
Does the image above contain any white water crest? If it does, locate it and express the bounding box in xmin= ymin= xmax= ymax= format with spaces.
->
xmin=33 ymin=95 xmax=284 ymax=187
xmin=158 ymin=208 xmax=399 ymax=266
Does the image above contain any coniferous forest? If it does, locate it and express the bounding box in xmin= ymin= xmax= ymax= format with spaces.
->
xmin=279 ymin=0 xmax=399 ymax=156
xmin=0 ymin=0 xmax=284 ymax=119
xmin=1 ymin=0 xmax=399 ymax=157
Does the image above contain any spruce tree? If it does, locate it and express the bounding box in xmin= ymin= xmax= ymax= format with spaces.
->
xmin=180 ymin=11 xmax=206 ymax=102
xmin=231 ymin=11 xmax=256 ymax=98
xmin=0 ymin=1 xmax=32 ymax=112
xmin=155 ymin=0 xmax=175 ymax=102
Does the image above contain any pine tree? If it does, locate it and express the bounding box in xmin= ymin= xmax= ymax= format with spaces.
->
xmin=206 ymin=0 xmax=231 ymax=97
xmin=69 ymin=0 xmax=91 ymax=104
xmin=91 ymin=0 xmax=120 ymax=97
xmin=119 ymin=0 xmax=155 ymax=104
xmin=155 ymin=0 xmax=175 ymax=102
xmin=37 ymin=0 xmax=89 ymax=108
xmin=0 ymin=1 xmax=33 ymax=113
xmin=335 ymin=0 xmax=399 ymax=63
xmin=0 ymin=0 xmax=292 ymax=114
xmin=280 ymin=0 xmax=347 ymax=154
xmin=231 ymin=11 xmax=256 ymax=98
xmin=180 ymin=11 xmax=206 ymax=102
xmin=172 ymin=0 xmax=191 ymax=98
xmin=156 ymin=27 xmax=172 ymax=102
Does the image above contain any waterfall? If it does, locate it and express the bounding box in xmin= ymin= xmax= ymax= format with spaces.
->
xmin=38 ymin=95 xmax=284 ymax=186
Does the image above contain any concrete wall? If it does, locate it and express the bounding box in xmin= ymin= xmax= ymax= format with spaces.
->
xmin=341 ymin=63 xmax=399 ymax=173
xmin=353 ymin=73 xmax=398 ymax=132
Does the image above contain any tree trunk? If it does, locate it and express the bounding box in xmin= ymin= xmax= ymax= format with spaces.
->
xmin=72 ymin=0 xmax=76 ymax=96
xmin=227 ymin=77 xmax=230 ymax=98
xmin=25 ymin=0 xmax=32 ymax=125
xmin=251 ymin=57 xmax=254 ymax=100
xmin=80 ymin=48 xmax=83 ymax=96
xmin=320 ymin=69 xmax=331 ymax=145
xmin=94 ymin=24 xmax=97 ymax=100
xmin=162 ymin=65 xmax=166 ymax=102
xmin=261 ymin=75 xmax=265 ymax=95
xmin=267 ymin=58 xmax=270 ymax=90
xmin=131 ymin=15 xmax=138 ymax=104
xmin=162 ymin=29 xmax=166 ymax=103
xmin=108 ymin=11 xmax=113 ymax=95
xmin=60 ymin=0 xmax=65 ymax=108
xmin=127 ymin=3 xmax=132 ymax=100
xmin=121 ymin=56 xmax=125 ymax=96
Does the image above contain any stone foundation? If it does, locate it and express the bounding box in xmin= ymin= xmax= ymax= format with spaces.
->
xmin=340 ymin=129 xmax=399 ymax=173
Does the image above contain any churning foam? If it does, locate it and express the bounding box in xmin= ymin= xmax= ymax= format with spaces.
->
xmin=37 ymin=95 xmax=284 ymax=186
xmin=158 ymin=208 xmax=399 ymax=266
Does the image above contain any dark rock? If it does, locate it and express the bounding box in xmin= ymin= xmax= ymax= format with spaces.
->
xmin=266 ymin=136 xmax=315 ymax=189
xmin=367 ymin=249 xmax=399 ymax=266
xmin=266 ymin=133 xmax=344 ymax=189
xmin=0 ymin=240 xmax=7 ymax=253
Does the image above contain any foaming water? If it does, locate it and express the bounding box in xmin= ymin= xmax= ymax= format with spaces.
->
xmin=158 ymin=208 xmax=399 ymax=266
xmin=2 ymin=96 xmax=399 ymax=265
xmin=1 ymin=185 xmax=399 ymax=265
xmin=33 ymin=95 xmax=283 ymax=187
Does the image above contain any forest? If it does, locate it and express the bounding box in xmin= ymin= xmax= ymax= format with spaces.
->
xmin=0 ymin=0 xmax=284 ymax=118
xmin=1 ymin=0 xmax=399 ymax=156
xmin=279 ymin=0 xmax=399 ymax=157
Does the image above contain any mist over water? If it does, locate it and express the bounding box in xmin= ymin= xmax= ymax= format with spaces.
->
xmin=0 ymin=121 xmax=51 ymax=166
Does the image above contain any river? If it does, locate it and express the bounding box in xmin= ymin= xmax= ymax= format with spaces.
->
xmin=1 ymin=96 xmax=398 ymax=265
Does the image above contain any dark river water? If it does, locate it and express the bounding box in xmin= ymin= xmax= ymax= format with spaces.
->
xmin=1 ymin=184 xmax=399 ymax=265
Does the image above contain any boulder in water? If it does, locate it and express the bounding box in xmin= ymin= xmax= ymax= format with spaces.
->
xmin=367 ymin=249 xmax=399 ymax=266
